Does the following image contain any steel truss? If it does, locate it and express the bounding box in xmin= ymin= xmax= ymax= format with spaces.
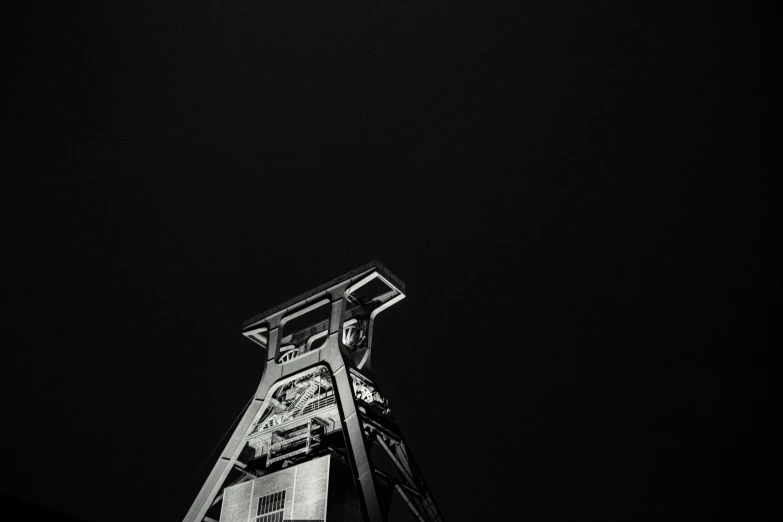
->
xmin=183 ymin=261 xmax=444 ymax=522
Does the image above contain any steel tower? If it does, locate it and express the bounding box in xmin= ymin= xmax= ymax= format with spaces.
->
xmin=184 ymin=261 xmax=444 ymax=522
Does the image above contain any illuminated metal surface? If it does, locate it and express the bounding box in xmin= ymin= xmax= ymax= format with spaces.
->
xmin=183 ymin=261 xmax=443 ymax=522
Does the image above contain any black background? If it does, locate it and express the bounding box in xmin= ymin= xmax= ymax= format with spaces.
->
xmin=8 ymin=1 xmax=770 ymax=521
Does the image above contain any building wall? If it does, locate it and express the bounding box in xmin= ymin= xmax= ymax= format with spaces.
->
xmin=221 ymin=455 xmax=330 ymax=522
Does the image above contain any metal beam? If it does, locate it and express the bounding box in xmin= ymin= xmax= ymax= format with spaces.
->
xmin=372 ymin=467 xmax=423 ymax=498
xmin=395 ymin=484 xmax=427 ymax=522
xmin=376 ymin=433 xmax=417 ymax=489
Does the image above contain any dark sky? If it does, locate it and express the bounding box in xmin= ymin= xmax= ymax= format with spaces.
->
xmin=8 ymin=1 xmax=770 ymax=521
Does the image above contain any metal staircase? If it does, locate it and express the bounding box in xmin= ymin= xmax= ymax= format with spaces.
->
xmin=280 ymin=381 xmax=319 ymax=423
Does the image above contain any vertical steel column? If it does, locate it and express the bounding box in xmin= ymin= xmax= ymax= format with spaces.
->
xmin=324 ymin=285 xmax=385 ymax=522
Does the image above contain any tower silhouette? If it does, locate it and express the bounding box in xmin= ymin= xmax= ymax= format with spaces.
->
xmin=184 ymin=261 xmax=444 ymax=522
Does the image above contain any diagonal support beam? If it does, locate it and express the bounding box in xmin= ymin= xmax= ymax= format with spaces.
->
xmin=375 ymin=433 xmax=417 ymax=490
xmin=392 ymin=441 xmax=415 ymax=479
xmin=372 ymin=467 xmax=422 ymax=498
xmin=395 ymin=484 xmax=427 ymax=522
xmin=210 ymin=464 xmax=262 ymax=507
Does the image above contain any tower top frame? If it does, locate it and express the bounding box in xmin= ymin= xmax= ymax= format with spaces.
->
xmin=242 ymin=260 xmax=405 ymax=330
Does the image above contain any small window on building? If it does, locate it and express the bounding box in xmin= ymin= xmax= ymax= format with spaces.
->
xmin=254 ymin=489 xmax=286 ymax=522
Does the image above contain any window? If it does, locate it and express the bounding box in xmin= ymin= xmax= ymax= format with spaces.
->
xmin=277 ymin=299 xmax=330 ymax=363
xmin=254 ymin=490 xmax=285 ymax=522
